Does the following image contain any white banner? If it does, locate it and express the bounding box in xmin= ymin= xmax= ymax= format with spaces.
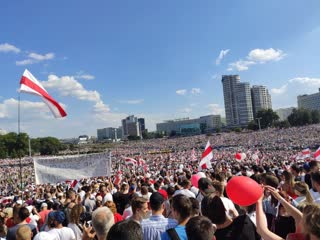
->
xmin=34 ymin=152 xmax=111 ymax=184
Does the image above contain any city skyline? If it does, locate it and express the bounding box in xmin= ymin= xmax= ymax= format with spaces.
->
xmin=0 ymin=1 xmax=320 ymax=138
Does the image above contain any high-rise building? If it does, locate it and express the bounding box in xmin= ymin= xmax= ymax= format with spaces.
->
xmin=251 ymin=85 xmax=272 ymax=116
xmin=138 ymin=118 xmax=146 ymax=132
xmin=222 ymin=75 xmax=253 ymax=127
xmin=97 ymin=127 xmax=118 ymax=141
xmin=121 ymin=115 xmax=141 ymax=139
xmin=297 ymin=89 xmax=320 ymax=111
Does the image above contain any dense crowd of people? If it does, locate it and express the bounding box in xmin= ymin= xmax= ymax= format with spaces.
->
xmin=0 ymin=124 xmax=320 ymax=240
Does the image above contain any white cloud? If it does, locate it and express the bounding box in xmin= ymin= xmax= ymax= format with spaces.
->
xmin=289 ymin=77 xmax=320 ymax=86
xmin=77 ymin=74 xmax=95 ymax=80
xmin=228 ymin=48 xmax=286 ymax=71
xmin=16 ymin=52 xmax=55 ymax=65
xmin=207 ymin=103 xmax=225 ymax=116
xmin=41 ymin=74 xmax=111 ymax=117
xmin=16 ymin=59 xmax=35 ymax=66
xmin=271 ymin=84 xmax=288 ymax=94
xmin=248 ymin=48 xmax=286 ymax=63
xmin=43 ymin=75 xmax=101 ymax=102
xmin=191 ymin=88 xmax=201 ymax=95
xmin=29 ymin=52 xmax=54 ymax=61
xmin=180 ymin=107 xmax=192 ymax=113
xmin=228 ymin=60 xmax=255 ymax=71
xmin=0 ymin=43 xmax=20 ymax=53
xmin=176 ymin=89 xmax=187 ymax=95
xmin=271 ymin=76 xmax=320 ymax=109
xmin=120 ymin=99 xmax=144 ymax=104
xmin=0 ymin=98 xmax=53 ymax=119
xmin=215 ymin=49 xmax=230 ymax=65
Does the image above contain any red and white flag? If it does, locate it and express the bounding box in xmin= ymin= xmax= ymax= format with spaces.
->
xmin=19 ymin=69 xmax=67 ymax=118
xmin=137 ymin=156 xmax=146 ymax=166
xmin=302 ymin=148 xmax=311 ymax=158
xmin=122 ymin=156 xmax=138 ymax=166
xmin=199 ymin=141 xmax=213 ymax=170
xmin=314 ymin=147 xmax=320 ymax=161
xmin=235 ymin=152 xmax=246 ymax=161
xmin=191 ymin=148 xmax=197 ymax=162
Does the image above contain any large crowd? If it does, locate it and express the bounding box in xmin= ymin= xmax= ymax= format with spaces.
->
xmin=0 ymin=124 xmax=320 ymax=240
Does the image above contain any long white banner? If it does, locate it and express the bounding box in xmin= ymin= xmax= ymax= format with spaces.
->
xmin=34 ymin=152 xmax=111 ymax=184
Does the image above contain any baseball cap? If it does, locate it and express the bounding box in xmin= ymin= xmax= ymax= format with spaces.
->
xmin=53 ymin=211 xmax=65 ymax=223
xmin=158 ymin=189 xmax=168 ymax=200
xmin=41 ymin=202 xmax=48 ymax=208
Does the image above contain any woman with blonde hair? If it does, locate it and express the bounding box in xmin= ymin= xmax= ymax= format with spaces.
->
xmin=280 ymin=171 xmax=297 ymax=199
xmin=105 ymin=201 xmax=123 ymax=223
xmin=67 ymin=204 xmax=84 ymax=240
xmin=293 ymin=182 xmax=313 ymax=206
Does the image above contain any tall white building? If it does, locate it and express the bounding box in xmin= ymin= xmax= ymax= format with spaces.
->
xmin=222 ymin=75 xmax=253 ymax=127
xmin=251 ymin=85 xmax=272 ymax=116
xmin=297 ymin=89 xmax=320 ymax=111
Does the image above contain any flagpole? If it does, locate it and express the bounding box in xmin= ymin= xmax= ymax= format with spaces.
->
xmin=18 ymin=92 xmax=23 ymax=197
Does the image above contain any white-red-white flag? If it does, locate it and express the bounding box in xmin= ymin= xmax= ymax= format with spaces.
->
xmin=314 ymin=147 xmax=320 ymax=161
xmin=191 ymin=148 xmax=197 ymax=162
xmin=199 ymin=141 xmax=213 ymax=170
xmin=302 ymin=148 xmax=311 ymax=158
xmin=19 ymin=69 xmax=67 ymax=118
xmin=137 ymin=156 xmax=146 ymax=166
xmin=122 ymin=156 xmax=138 ymax=166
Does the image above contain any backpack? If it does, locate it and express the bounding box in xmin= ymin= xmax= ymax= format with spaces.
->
xmin=166 ymin=228 xmax=181 ymax=240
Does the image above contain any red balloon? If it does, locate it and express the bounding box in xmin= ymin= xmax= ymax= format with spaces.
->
xmin=235 ymin=153 xmax=242 ymax=161
xmin=226 ymin=176 xmax=263 ymax=206
xmin=191 ymin=174 xmax=201 ymax=188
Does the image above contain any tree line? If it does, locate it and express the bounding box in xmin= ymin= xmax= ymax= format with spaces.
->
xmin=248 ymin=108 xmax=320 ymax=130
xmin=0 ymin=132 xmax=66 ymax=159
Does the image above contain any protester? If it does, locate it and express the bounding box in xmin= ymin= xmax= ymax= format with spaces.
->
xmin=161 ymin=194 xmax=192 ymax=240
xmin=48 ymin=211 xmax=75 ymax=240
xmin=106 ymin=220 xmax=143 ymax=240
xmin=141 ymin=192 xmax=177 ymax=240
xmin=186 ymin=216 xmax=216 ymax=240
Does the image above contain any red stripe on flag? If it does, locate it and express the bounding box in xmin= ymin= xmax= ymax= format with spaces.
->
xmin=201 ymin=145 xmax=213 ymax=158
xmin=20 ymin=76 xmax=67 ymax=117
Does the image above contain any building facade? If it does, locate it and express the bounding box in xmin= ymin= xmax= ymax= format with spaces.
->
xmin=97 ymin=127 xmax=117 ymax=141
xmin=156 ymin=115 xmax=221 ymax=134
xmin=297 ymin=89 xmax=320 ymax=111
xmin=138 ymin=118 xmax=146 ymax=133
xmin=222 ymin=75 xmax=254 ymax=127
xmin=275 ymin=107 xmax=294 ymax=121
xmin=251 ymin=85 xmax=272 ymax=117
xmin=121 ymin=115 xmax=141 ymax=139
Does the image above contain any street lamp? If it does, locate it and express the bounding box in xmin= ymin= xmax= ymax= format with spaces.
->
xmin=256 ymin=117 xmax=262 ymax=131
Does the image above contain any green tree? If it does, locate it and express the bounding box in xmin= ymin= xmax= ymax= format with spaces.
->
xmin=256 ymin=109 xmax=279 ymax=129
xmin=311 ymin=110 xmax=320 ymax=124
xmin=288 ymin=108 xmax=312 ymax=126
xmin=247 ymin=120 xmax=259 ymax=130
xmin=127 ymin=135 xmax=141 ymax=141
xmin=39 ymin=137 xmax=62 ymax=155
xmin=274 ymin=120 xmax=291 ymax=129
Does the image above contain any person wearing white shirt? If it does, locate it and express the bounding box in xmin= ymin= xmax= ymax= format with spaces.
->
xmin=173 ymin=179 xmax=196 ymax=198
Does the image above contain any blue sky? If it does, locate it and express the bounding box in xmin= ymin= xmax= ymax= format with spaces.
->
xmin=0 ymin=0 xmax=320 ymax=138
